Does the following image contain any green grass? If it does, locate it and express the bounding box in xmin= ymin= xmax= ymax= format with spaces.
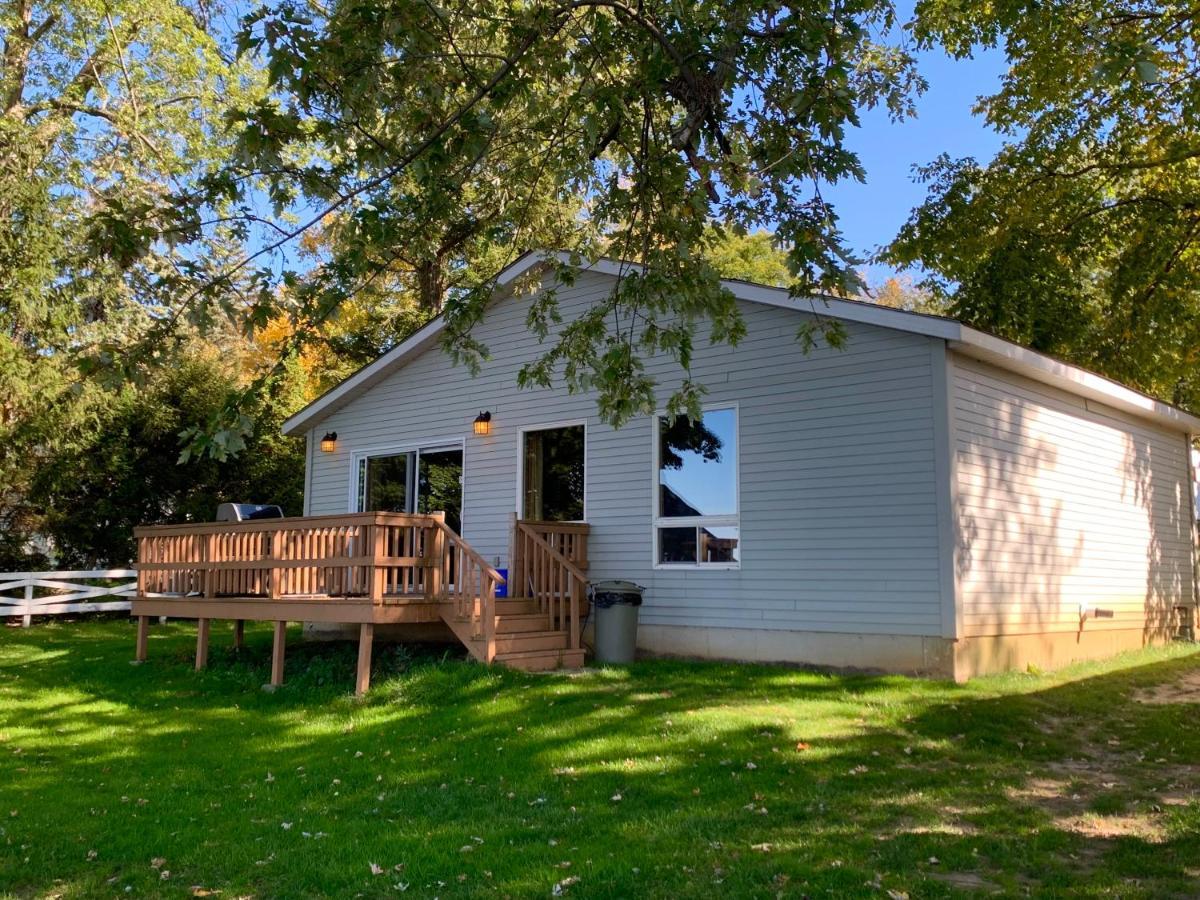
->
xmin=2 ymin=619 xmax=1199 ymax=898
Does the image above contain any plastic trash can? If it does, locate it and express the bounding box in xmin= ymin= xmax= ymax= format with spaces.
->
xmin=591 ymin=580 xmax=644 ymax=663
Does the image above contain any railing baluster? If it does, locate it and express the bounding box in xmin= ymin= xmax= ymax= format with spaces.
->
xmin=569 ymin=573 xmax=580 ymax=649
xmin=511 ymin=521 xmax=589 ymax=652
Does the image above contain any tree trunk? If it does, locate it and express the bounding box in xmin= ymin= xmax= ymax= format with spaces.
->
xmin=414 ymin=258 xmax=447 ymax=312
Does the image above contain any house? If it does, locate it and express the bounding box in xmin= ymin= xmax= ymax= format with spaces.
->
xmin=265 ymin=251 xmax=1200 ymax=680
xmin=131 ymin=251 xmax=1198 ymax=686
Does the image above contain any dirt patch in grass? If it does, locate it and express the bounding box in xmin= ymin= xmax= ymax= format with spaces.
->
xmin=1052 ymin=812 xmax=1167 ymax=842
xmin=905 ymin=818 xmax=981 ymax=837
xmin=1006 ymin=776 xmax=1077 ymax=809
xmin=1003 ymin=729 xmax=1185 ymax=860
xmin=1134 ymin=668 xmax=1200 ymax=705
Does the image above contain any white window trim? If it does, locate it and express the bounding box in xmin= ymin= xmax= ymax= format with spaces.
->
xmin=349 ymin=437 xmax=466 ymax=515
xmin=651 ymin=402 xmax=741 ymax=570
xmin=515 ymin=419 xmax=589 ymax=523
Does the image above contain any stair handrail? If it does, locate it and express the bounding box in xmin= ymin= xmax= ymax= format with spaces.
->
xmin=514 ymin=522 xmax=588 ymax=650
xmin=430 ymin=517 xmax=506 ymax=662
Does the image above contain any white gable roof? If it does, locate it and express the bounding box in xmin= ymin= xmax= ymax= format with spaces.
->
xmin=282 ymin=250 xmax=1200 ymax=436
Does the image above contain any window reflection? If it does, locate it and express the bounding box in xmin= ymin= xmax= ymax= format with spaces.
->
xmin=362 ymin=454 xmax=409 ymax=512
xmin=656 ymin=408 xmax=739 ymax=566
xmin=658 ymin=409 xmax=737 ymax=517
xmin=523 ymin=425 xmax=585 ymax=521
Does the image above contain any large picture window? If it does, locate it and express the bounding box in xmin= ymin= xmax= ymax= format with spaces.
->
xmin=522 ymin=424 xmax=585 ymax=521
xmin=654 ymin=407 xmax=739 ymax=567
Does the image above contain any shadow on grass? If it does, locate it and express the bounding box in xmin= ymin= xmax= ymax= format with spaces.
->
xmin=1 ymin=619 xmax=1198 ymax=898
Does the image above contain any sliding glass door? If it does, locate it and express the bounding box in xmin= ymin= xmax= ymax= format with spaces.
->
xmin=361 ymin=453 xmax=410 ymax=513
xmin=415 ymin=447 xmax=463 ymax=534
xmin=357 ymin=444 xmax=463 ymax=533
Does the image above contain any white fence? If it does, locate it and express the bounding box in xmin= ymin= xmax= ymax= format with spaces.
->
xmin=0 ymin=569 xmax=137 ymax=626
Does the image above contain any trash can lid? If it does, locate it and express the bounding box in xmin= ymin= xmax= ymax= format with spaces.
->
xmin=591 ymin=580 xmax=645 ymax=593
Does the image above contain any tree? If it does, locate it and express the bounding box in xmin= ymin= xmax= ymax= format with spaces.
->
xmin=887 ymin=1 xmax=1200 ymax=407
xmin=29 ymin=348 xmax=306 ymax=567
xmin=170 ymin=0 xmax=922 ymax=446
xmin=864 ymin=275 xmax=946 ymax=315
xmin=0 ymin=0 xmax=260 ymax=345
xmin=0 ymin=1 xmax=276 ymax=563
xmin=703 ymin=228 xmax=791 ymax=287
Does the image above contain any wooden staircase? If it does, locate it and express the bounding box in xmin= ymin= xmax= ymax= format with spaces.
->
xmin=437 ymin=519 xmax=590 ymax=672
xmin=441 ymin=598 xmax=587 ymax=670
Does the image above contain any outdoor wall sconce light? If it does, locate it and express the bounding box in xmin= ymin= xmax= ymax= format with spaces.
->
xmin=320 ymin=432 xmax=338 ymax=452
xmin=473 ymin=411 xmax=492 ymax=436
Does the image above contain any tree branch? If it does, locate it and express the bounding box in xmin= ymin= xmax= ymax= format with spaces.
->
xmin=168 ymin=15 xmax=559 ymax=324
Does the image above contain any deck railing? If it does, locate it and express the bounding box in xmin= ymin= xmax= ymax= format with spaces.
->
xmin=511 ymin=519 xmax=589 ymax=651
xmin=134 ymin=512 xmax=481 ymax=603
xmin=432 ymin=516 xmax=506 ymax=661
xmin=513 ymin=519 xmax=589 ymax=572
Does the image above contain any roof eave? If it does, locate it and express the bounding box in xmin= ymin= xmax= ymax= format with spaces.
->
xmin=950 ymin=327 xmax=1200 ymax=435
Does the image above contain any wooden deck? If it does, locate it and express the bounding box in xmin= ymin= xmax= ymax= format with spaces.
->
xmin=132 ymin=513 xmax=590 ymax=693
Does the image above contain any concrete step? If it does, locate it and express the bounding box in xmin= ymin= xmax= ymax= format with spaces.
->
xmin=494 ymin=612 xmax=552 ymax=633
xmin=495 ymin=647 xmax=587 ymax=671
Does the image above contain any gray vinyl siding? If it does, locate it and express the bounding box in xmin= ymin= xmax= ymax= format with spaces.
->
xmin=951 ymin=353 xmax=1194 ymax=636
xmin=306 ymin=270 xmax=946 ymax=637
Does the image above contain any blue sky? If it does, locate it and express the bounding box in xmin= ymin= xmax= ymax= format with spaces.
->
xmin=823 ymin=36 xmax=1011 ymax=283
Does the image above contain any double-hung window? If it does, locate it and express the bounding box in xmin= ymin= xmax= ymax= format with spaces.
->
xmin=653 ymin=406 xmax=739 ymax=567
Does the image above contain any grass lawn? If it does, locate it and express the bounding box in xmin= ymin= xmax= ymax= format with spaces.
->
xmin=1 ymin=620 xmax=1199 ymax=898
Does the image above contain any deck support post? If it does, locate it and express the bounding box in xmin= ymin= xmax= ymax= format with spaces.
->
xmin=270 ymin=621 xmax=287 ymax=686
xmin=195 ymin=618 xmax=210 ymax=670
xmin=356 ymin=622 xmax=374 ymax=697
xmin=233 ymin=619 xmax=245 ymax=651
xmin=135 ymin=615 xmax=149 ymax=662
